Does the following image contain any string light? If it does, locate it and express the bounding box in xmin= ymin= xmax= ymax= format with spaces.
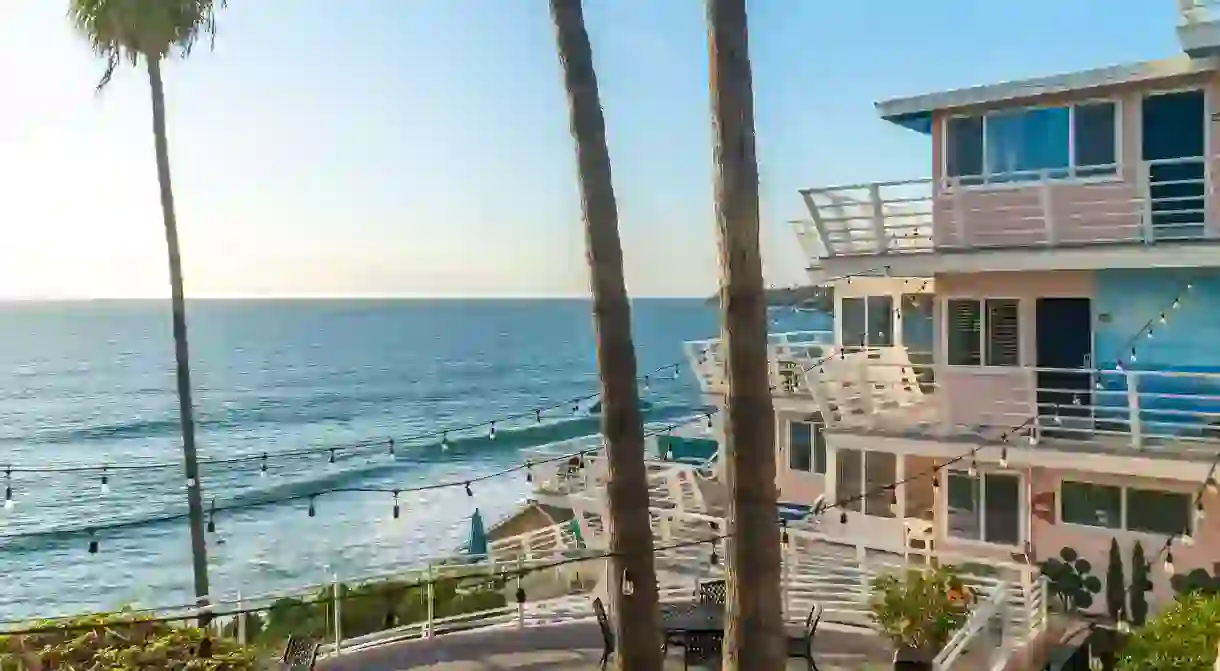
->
xmin=4 ymin=468 xmax=12 ymax=510
xmin=525 ymin=462 xmax=534 ymax=483
xmin=489 ymin=422 xmax=497 ymax=441
xmin=535 ymin=409 xmax=542 ymax=423
xmin=392 ymin=491 xmax=400 ymax=520
xmin=387 ymin=439 xmax=394 ymax=457
xmin=1163 ymin=548 xmax=1175 ymax=576
xmin=999 ymin=447 xmax=1009 ymax=469
xmin=206 ymin=499 xmax=216 ymax=533
xmin=706 ymin=413 xmax=714 ymax=429
xmin=968 ymin=457 xmax=978 ymax=478
xmin=328 ymin=449 xmax=336 ymax=465
xmin=307 ymin=496 xmax=317 ymax=518
xmin=621 ymin=570 xmax=634 ymax=596
xmin=100 ymin=468 xmax=110 ymax=495
xmin=87 ymin=529 xmax=98 ymax=555
xmin=465 ymin=482 xmax=473 ymax=498
xmin=1195 ymin=499 xmax=1205 ymax=524
xmin=1207 ymin=476 xmax=1217 ymax=496
xmin=260 ymin=453 xmax=268 ymax=478
xmin=441 ymin=432 xmax=450 ymax=452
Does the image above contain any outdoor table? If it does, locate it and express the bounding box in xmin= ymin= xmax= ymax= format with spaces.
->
xmin=660 ymin=601 xmax=725 ymax=635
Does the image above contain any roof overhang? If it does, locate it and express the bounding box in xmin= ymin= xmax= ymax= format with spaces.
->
xmin=875 ymin=55 xmax=1220 ymax=124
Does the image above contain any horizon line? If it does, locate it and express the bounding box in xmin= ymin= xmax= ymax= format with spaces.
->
xmin=0 ymin=293 xmax=712 ymax=301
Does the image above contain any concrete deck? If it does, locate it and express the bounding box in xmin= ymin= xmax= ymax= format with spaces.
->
xmin=318 ymin=621 xmax=892 ymax=670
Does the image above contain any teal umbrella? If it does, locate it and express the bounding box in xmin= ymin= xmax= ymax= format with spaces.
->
xmin=468 ymin=508 xmax=488 ymax=557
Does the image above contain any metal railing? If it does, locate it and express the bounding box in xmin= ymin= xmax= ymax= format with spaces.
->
xmin=798 ymin=157 xmax=1218 ymax=260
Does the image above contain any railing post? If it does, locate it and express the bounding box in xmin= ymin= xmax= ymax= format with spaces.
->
xmin=236 ymin=590 xmax=246 ymax=645
xmin=1139 ymin=164 xmax=1156 ymax=243
xmin=1040 ymin=172 xmax=1057 ymax=246
xmin=516 ymin=555 xmax=526 ymax=630
xmin=781 ymin=539 xmax=791 ymax=623
xmin=869 ymin=183 xmax=888 ymax=254
xmin=425 ymin=562 xmax=436 ymax=639
xmin=855 ymin=543 xmax=869 ymax=604
xmin=1126 ymin=370 xmax=1142 ymax=449
xmin=332 ymin=573 xmax=342 ymax=654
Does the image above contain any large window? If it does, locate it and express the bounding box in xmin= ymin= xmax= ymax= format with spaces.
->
xmin=788 ymin=420 xmax=827 ymax=474
xmin=946 ymin=102 xmax=1118 ymax=185
xmin=1061 ymin=480 xmax=1193 ymax=536
xmin=946 ymin=470 xmax=1022 ymax=545
xmin=837 ymin=449 xmax=897 ymax=518
xmin=946 ymin=298 xmax=1019 ymax=366
xmin=841 ymin=296 xmax=894 ymax=350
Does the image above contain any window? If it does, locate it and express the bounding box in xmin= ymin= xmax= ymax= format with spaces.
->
xmin=840 ymin=296 xmax=894 ymax=350
xmin=836 ymin=449 xmax=897 ymax=518
xmin=946 ymin=471 xmax=1022 ymax=545
xmin=788 ymin=420 xmax=826 ymax=474
xmin=945 ymin=102 xmax=1118 ymax=185
xmin=946 ymin=298 xmax=1020 ymax=367
xmin=1060 ymin=480 xmax=1193 ymax=536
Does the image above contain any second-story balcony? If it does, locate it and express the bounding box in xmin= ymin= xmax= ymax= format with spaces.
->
xmin=798 ymin=156 xmax=1220 ymax=276
xmin=684 ymin=330 xmax=836 ymax=399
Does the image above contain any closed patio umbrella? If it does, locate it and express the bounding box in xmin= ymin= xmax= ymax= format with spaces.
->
xmin=468 ymin=508 xmax=487 ymax=557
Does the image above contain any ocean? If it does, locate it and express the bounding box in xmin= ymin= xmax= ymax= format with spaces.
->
xmin=0 ymin=299 xmax=830 ymax=621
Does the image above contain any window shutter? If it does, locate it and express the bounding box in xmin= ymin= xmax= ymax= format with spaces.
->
xmin=947 ymin=300 xmax=982 ymax=366
xmin=985 ymin=299 xmax=1020 ymax=366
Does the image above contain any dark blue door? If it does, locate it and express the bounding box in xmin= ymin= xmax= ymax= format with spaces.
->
xmin=1141 ymin=90 xmax=1206 ymax=241
xmin=1036 ymin=298 xmax=1093 ymax=431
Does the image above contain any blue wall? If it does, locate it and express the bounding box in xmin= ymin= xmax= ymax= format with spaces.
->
xmin=1093 ymin=269 xmax=1220 ymax=434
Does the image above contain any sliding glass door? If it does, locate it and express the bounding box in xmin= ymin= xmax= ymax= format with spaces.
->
xmin=945 ymin=470 xmax=1023 ymax=546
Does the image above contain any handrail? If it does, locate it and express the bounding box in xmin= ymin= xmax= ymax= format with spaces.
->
xmin=933 ymin=581 xmax=1009 ymax=670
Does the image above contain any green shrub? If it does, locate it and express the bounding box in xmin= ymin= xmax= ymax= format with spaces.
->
xmin=0 ymin=611 xmax=262 ymax=670
xmin=1170 ymin=568 xmax=1220 ymax=598
xmin=1117 ymin=592 xmax=1220 ymax=670
xmin=869 ymin=566 xmax=975 ymax=654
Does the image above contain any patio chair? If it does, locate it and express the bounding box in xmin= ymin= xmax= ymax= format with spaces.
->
xmin=280 ymin=636 xmax=319 ymax=671
xmin=683 ymin=631 xmax=722 ymax=669
xmin=787 ymin=604 xmax=823 ymax=671
xmin=593 ymin=597 xmax=615 ymax=670
xmin=698 ymin=579 xmax=727 ymax=605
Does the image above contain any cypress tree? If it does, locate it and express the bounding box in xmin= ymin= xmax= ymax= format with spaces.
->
xmin=1105 ymin=538 xmax=1126 ymax=622
xmin=1130 ymin=541 xmax=1151 ymax=626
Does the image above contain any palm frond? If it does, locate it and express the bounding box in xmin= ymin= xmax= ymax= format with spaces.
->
xmin=66 ymin=0 xmax=226 ymax=90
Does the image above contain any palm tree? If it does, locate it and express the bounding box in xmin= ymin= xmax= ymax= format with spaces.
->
xmin=547 ymin=1 xmax=663 ymax=669
xmin=68 ymin=0 xmax=225 ymax=606
xmin=705 ymin=0 xmax=785 ymax=667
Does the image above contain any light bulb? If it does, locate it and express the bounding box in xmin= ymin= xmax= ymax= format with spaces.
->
xmin=1146 ymin=330 xmax=1154 ymax=339
xmin=672 ymin=367 xmax=680 ymax=380
xmin=535 ymin=409 xmax=542 ymax=424
xmin=328 ymin=449 xmax=336 ymax=465
xmin=1159 ymin=313 xmax=1167 ymax=324
xmin=1173 ymin=299 xmax=1181 ymax=310
xmin=441 ymin=433 xmax=450 ymax=451
xmin=968 ymin=459 xmax=978 ymax=478
xmin=489 ymin=422 xmax=497 ymax=440
xmin=932 ymin=475 xmax=941 ymax=493
xmin=706 ymin=414 xmax=714 ymax=429
xmin=1206 ymin=476 xmax=1218 ymax=496
xmin=665 ymin=448 xmax=674 ymax=461
xmin=1000 ymin=448 xmax=1009 ymax=469
xmin=1163 ymin=550 xmax=1175 ymax=576
xmin=260 ymin=453 xmax=268 ymax=478
xmin=642 ymin=376 xmax=649 ymax=392
xmin=100 ymin=475 xmax=110 ymax=495
xmin=621 ymin=570 xmax=634 ymax=595
xmin=1130 ymin=350 xmax=1137 ymax=363
xmin=1196 ymin=501 xmax=1206 ymax=523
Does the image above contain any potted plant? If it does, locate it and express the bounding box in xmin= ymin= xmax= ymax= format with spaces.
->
xmin=870 ymin=566 xmax=975 ymax=669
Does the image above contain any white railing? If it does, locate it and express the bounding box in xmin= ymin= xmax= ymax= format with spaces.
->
xmin=785 ymin=348 xmax=1220 ymax=453
xmin=798 ymin=157 xmax=1217 ymax=260
xmin=685 ymin=330 xmax=836 ymax=396
xmin=1181 ymin=0 xmax=1220 ymax=23
xmin=934 ymin=581 xmax=1010 ymax=670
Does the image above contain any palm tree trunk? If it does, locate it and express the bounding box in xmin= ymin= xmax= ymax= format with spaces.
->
xmin=146 ymin=55 xmax=210 ymax=606
xmin=705 ymin=0 xmax=784 ymax=668
xmin=548 ymin=1 xmax=663 ymax=669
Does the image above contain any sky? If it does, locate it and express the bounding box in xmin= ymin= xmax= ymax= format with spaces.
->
xmin=0 ymin=1 xmax=1185 ymax=299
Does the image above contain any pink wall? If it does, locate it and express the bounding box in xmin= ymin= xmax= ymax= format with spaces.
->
xmin=934 ymin=272 xmax=1095 ymax=431
xmin=928 ymin=73 xmax=1220 ymax=247
xmin=1029 ymin=467 xmax=1219 ymax=614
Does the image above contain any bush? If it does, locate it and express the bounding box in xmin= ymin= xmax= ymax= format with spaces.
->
xmin=869 ymin=566 xmax=975 ymax=655
xmin=1170 ymin=568 xmax=1220 ymax=598
xmin=1117 ymin=592 xmax=1220 ymax=670
xmin=0 ymin=612 xmax=262 ymax=670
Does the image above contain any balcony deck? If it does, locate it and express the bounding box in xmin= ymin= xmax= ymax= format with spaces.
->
xmin=686 ymin=340 xmax=1220 ymax=462
xmin=797 ymin=158 xmax=1220 ymax=274
xmin=318 ymin=622 xmax=894 ymax=670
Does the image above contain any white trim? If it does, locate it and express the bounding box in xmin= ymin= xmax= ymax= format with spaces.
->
xmin=941 ymin=98 xmax=1123 ymax=190
xmin=940 ymin=467 xmax=1028 ymax=550
xmin=1056 ymin=477 xmax=1196 ymax=538
xmin=786 ymin=419 xmax=827 ymax=475
xmin=878 ymin=55 xmax=1218 ymax=120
